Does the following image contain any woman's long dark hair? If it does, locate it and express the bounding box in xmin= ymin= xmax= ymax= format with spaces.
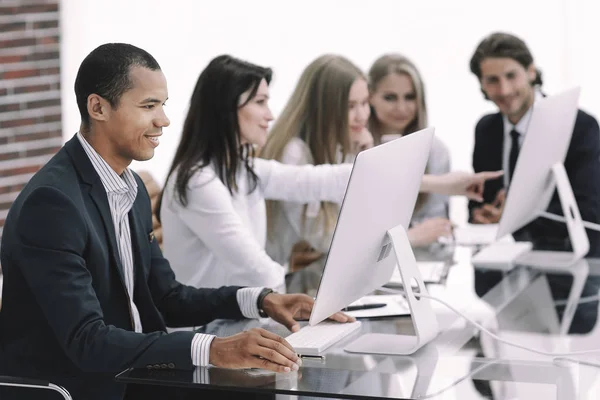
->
xmin=160 ymin=55 xmax=272 ymax=216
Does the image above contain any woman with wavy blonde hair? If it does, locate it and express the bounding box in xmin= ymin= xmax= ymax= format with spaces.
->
xmin=261 ymin=55 xmax=372 ymax=275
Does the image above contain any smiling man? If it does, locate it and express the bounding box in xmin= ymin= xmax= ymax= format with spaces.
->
xmin=467 ymin=32 xmax=600 ymax=333
xmin=0 ymin=43 xmax=352 ymax=400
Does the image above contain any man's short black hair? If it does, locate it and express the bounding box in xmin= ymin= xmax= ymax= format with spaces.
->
xmin=74 ymin=43 xmax=161 ymax=129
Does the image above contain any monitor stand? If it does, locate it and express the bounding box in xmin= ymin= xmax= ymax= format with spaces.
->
xmin=345 ymin=224 xmax=439 ymax=355
xmin=472 ymin=163 xmax=589 ymax=271
xmin=513 ymin=165 xmax=590 ymax=334
xmin=517 ymin=163 xmax=590 ymax=267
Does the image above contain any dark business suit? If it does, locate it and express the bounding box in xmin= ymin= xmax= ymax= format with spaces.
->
xmin=0 ymin=135 xmax=245 ymax=399
xmin=469 ymin=110 xmax=600 ymax=333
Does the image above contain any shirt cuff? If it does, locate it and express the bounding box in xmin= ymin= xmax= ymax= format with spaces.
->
xmin=236 ymin=287 xmax=264 ymax=319
xmin=194 ymin=366 xmax=210 ymax=384
xmin=191 ymin=333 xmax=216 ymax=367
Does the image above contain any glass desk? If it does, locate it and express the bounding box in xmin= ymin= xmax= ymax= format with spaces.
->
xmin=116 ymin=247 xmax=600 ymax=399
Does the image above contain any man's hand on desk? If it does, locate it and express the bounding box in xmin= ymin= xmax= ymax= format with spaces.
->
xmin=262 ymin=293 xmax=355 ymax=333
xmin=471 ymin=189 xmax=506 ymax=224
xmin=209 ymin=293 xmax=354 ymax=373
xmin=209 ymin=327 xmax=302 ymax=373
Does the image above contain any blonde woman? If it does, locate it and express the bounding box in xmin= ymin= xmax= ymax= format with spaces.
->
xmin=261 ymin=55 xmax=370 ymax=273
xmin=262 ymin=55 xmax=495 ymax=291
xmin=369 ymin=54 xmax=452 ymax=247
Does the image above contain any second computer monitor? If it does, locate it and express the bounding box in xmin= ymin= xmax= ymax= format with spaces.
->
xmin=309 ymin=128 xmax=434 ymax=325
xmin=496 ymin=87 xmax=581 ymax=239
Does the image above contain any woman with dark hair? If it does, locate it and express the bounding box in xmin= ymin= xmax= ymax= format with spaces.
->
xmin=160 ymin=55 xmax=502 ymax=292
xmin=160 ymin=55 xmax=352 ymax=292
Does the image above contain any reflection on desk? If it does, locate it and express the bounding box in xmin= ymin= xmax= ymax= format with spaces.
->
xmin=116 ymin=249 xmax=600 ymax=399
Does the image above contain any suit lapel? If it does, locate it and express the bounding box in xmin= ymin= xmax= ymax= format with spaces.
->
xmin=489 ymin=113 xmax=505 ymax=171
xmin=88 ymin=183 xmax=127 ymax=283
xmin=476 ymin=114 xmax=506 ymax=203
xmin=64 ymin=135 xmax=127 ymax=286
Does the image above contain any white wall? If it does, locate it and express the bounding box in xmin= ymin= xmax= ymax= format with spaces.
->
xmin=60 ymin=0 xmax=600 ymax=222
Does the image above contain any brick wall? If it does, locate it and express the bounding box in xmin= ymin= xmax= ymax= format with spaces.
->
xmin=0 ymin=0 xmax=61 ymax=237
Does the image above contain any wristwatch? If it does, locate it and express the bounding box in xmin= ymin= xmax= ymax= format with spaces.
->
xmin=257 ymin=288 xmax=275 ymax=318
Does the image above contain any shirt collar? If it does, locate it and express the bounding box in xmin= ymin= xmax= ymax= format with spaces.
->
xmin=76 ymin=132 xmax=138 ymax=197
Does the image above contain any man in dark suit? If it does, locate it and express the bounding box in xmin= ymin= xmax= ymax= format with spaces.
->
xmin=0 ymin=43 xmax=352 ymax=400
xmin=468 ymin=32 xmax=600 ymax=333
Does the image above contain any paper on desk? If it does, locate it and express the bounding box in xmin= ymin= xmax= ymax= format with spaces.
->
xmin=452 ymin=223 xmax=500 ymax=245
xmin=388 ymin=261 xmax=446 ymax=286
xmin=344 ymin=294 xmax=410 ymax=318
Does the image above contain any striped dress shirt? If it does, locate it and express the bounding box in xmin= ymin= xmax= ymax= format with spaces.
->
xmin=77 ymin=133 xmax=264 ymax=366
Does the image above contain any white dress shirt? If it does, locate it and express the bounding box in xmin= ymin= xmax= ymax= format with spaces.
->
xmin=76 ymin=133 xmax=263 ymax=367
xmin=502 ymin=90 xmax=543 ymax=188
xmin=76 ymin=133 xmax=144 ymax=334
xmin=160 ymin=158 xmax=352 ymax=291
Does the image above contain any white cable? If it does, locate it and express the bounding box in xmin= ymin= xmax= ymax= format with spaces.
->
xmin=538 ymin=211 xmax=600 ymax=232
xmin=385 ymin=287 xmax=600 ymax=358
xmin=554 ymin=295 xmax=600 ymax=306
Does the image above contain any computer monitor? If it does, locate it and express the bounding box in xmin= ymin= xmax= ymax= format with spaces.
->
xmin=495 ymin=87 xmax=589 ymax=264
xmin=309 ymin=127 xmax=440 ymax=355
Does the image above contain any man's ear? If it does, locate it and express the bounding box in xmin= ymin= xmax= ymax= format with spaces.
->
xmin=87 ymin=94 xmax=111 ymax=124
xmin=480 ymin=87 xmax=490 ymax=101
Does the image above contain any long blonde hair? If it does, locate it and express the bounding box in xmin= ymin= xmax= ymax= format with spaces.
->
xmin=261 ymin=54 xmax=365 ymax=237
xmin=368 ymin=54 xmax=429 ymax=212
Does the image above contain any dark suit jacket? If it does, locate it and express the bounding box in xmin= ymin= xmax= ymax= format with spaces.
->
xmin=468 ymin=110 xmax=600 ymax=256
xmin=0 ymin=135 xmax=245 ymax=400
